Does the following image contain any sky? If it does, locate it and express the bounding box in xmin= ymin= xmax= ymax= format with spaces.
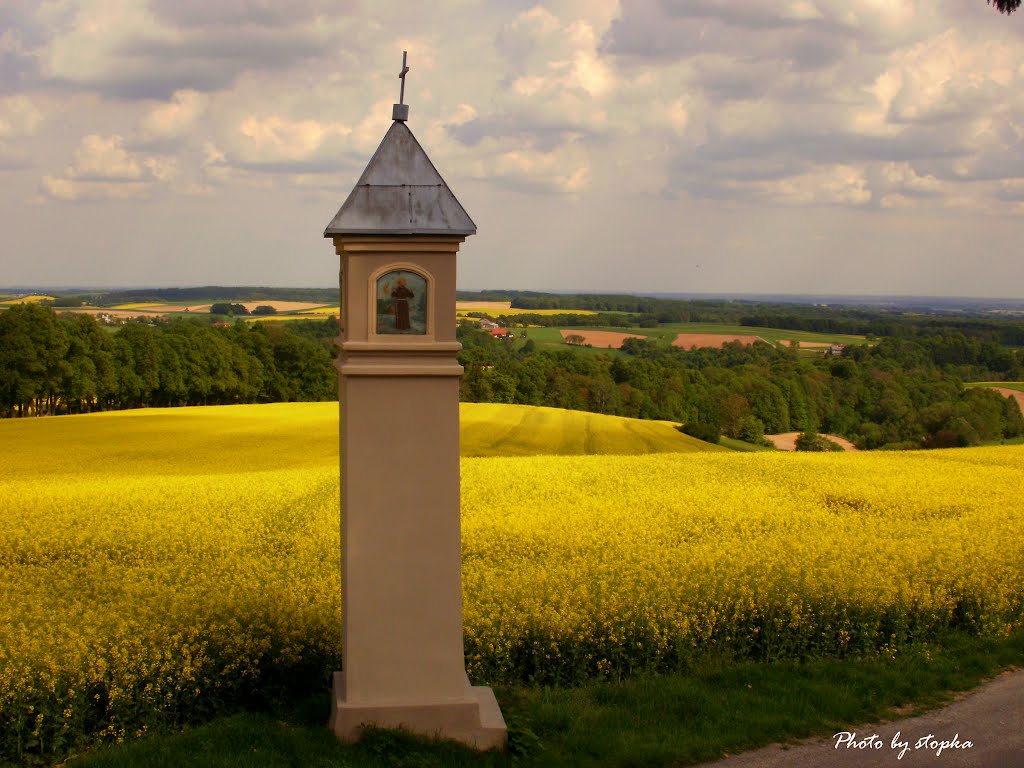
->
xmin=1 ymin=0 xmax=1023 ymax=297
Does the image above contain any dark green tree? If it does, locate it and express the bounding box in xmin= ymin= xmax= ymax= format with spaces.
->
xmin=989 ymin=0 xmax=1020 ymax=13
xmin=209 ymin=302 xmax=249 ymax=316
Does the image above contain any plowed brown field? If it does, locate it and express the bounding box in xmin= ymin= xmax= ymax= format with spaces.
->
xmin=986 ymin=387 xmax=1024 ymax=414
xmin=673 ymin=333 xmax=767 ymax=349
xmin=560 ymin=330 xmax=647 ymax=348
xmin=780 ymin=340 xmax=832 ymax=348
xmin=765 ymin=432 xmax=858 ymax=451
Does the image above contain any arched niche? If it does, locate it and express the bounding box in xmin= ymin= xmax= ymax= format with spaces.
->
xmin=369 ymin=265 xmax=432 ymax=337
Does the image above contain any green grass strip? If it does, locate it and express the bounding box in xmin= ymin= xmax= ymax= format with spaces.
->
xmin=67 ymin=629 xmax=1024 ymax=768
xmin=965 ymin=382 xmax=1024 ymax=393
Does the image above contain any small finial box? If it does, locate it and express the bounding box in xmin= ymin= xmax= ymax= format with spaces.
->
xmin=392 ymin=103 xmax=409 ymax=122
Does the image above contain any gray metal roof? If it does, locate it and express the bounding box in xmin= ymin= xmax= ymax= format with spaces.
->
xmin=323 ymin=121 xmax=476 ymax=237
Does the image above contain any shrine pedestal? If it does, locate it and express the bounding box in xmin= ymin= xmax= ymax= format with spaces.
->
xmin=323 ymin=110 xmax=506 ymax=750
xmin=330 ymin=672 xmax=506 ymax=750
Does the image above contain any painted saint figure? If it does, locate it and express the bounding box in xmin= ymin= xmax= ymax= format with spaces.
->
xmin=391 ymin=277 xmax=414 ymax=331
xmin=376 ymin=270 xmax=427 ymax=334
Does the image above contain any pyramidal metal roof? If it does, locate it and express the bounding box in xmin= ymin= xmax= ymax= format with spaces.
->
xmin=323 ymin=120 xmax=476 ymax=237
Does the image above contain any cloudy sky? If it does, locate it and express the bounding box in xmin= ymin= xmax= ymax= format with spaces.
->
xmin=1 ymin=0 xmax=1022 ymax=297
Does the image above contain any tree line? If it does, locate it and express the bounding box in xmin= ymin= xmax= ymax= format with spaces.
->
xmin=739 ymin=313 xmax=1024 ymax=348
xmin=4 ymin=303 xmax=1023 ymax=451
xmin=476 ymin=290 xmax=1024 ymax=346
xmin=29 ymin=286 xmax=340 ymax=308
xmin=457 ymin=325 xmax=1024 ymax=450
xmin=0 ymin=304 xmax=335 ymax=417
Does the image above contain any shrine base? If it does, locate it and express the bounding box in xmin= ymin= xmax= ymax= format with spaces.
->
xmin=329 ymin=671 xmax=507 ymax=751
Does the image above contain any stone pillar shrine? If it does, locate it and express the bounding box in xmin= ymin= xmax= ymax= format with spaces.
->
xmin=323 ymin=56 xmax=507 ymax=750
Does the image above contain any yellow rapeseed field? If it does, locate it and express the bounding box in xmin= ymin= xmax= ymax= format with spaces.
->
xmin=456 ymin=307 xmax=599 ymax=317
xmin=459 ymin=403 xmax=725 ymax=456
xmin=0 ymin=295 xmax=55 ymax=305
xmin=1 ymin=403 xmax=1023 ymax=762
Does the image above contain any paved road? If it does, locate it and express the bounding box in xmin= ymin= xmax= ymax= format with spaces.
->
xmin=696 ymin=668 xmax=1024 ymax=768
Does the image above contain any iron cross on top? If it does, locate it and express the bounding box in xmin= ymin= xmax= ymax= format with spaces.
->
xmin=393 ymin=51 xmax=410 ymax=122
xmin=398 ymin=51 xmax=409 ymax=104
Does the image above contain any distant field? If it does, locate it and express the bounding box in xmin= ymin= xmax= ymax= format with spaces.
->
xmin=642 ymin=323 xmax=868 ymax=348
xmin=559 ymin=329 xmax=647 ymax=348
xmin=673 ymin=333 xmax=767 ymax=349
xmin=460 ymin=403 xmax=726 ymax=457
xmin=58 ymin=308 xmax=170 ymax=319
xmin=0 ymin=294 xmax=54 ymax=304
xmin=244 ymin=315 xmax=336 ymax=322
xmin=455 ymin=301 xmax=512 ymax=310
xmin=967 ymin=382 xmax=1024 ymax=414
xmin=967 ymin=382 xmax=1024 ymax=393
xmin=512 ymin=326 xmax=631 ymax=356
xmin=511 ymin=323 xmax=867 ymax=355
xmin=64 ymin=301 xmax=337 ymax=318
xmin=765 ymin=432 xmax=858 ymax=451
xmin=457 ymin=306 xmax=599 ymax=317
xmin=239 ymin=301 xmax=325 ymax=312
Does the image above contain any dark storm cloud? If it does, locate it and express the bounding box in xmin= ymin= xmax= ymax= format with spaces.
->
xmin=231 ymin=156 xmax=360 ymax=175
xmin=146 ymin=0 xmax=343 ymax=29
xmin=0 ymin=48 xmax=40 ymax=92
xmin=0 ymin=3 xmax=52 ymax=90
xmin=601 ymin=0 xmax=853 ymax=63
xmin=599 ymin=0 xmax=869 ymax=118
xmin=0 ymin=3 xmax=54 ymax=48
xmin=664 ymin=122 xmax=969 ymax=202
xmin=53 ymin=25 xmax=340 ymax=101
xmin=995 ymin=185 xmax=1024 ymax=202
xmin=788 ymin=34 xmax=848 ymax=72
xmin=447 ymin=117 xmax=586 ymax=153
xmin=0 ymin=145 xmax=31 ymax=171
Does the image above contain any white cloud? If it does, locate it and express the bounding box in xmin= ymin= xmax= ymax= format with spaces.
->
xmin=137 ymin=90 xmax=209 ymax=142
xmin=40 ymin=134 xmax=176 ymax=200
xmin=487 ymin=142 xmax=590 ymax=194
xmin=729 ymin=164 xmax=872 ymax=206
xmin=6 ymin=0 xmax=1024 ymax=293
xmin=881 ymin=162 xmax=942 ymax=194
xmin=38 ymin=0 xmax=339 ymax=99
xmin=39 ymin=1 xmax=169 ymax=86
xmin=0 ymin=95 xmax=44 ymax=138
xmin=860 ymin=28 xmax=1022 ymax=132
xmin=238 ymin=116 xmax=351 ymax=162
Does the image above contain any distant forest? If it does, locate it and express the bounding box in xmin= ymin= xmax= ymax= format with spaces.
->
xmin=73 ymin=286 xmax=340 ymax=306
xmin=0 ymin=303 xmax=336 ymax=416
xmin=464 ymin=290 xmax=1024 ymax=346
xmin=458 ymin=323 xmax=1024 ymax=450
xmin=2 ymin=297 xmax=1023 ymax=451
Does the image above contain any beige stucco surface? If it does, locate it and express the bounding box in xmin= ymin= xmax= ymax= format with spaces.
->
xmin=329 ymin=233 xmax=507 ymax=750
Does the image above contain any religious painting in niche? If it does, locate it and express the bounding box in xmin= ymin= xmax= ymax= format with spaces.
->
xmin=376 ymin=270 xmax=427 ymax=334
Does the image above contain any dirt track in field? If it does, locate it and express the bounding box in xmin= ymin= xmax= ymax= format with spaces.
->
xmin=560 ymin=329 xmax=648 ymax=348
xmin=766 ymin=432 xmax=859 ymax=451
xmin=57 ymin=308 xmax=170 ymax=319
xmin=985 ymin=386 xmax=1024 ymax=414
xmin=673 ymin=333 xmax=768 ymax=349
xmin=456 ymin=301 xmax=512 ymax=309
xmin=781 ymin=340 xmax=832 ymax=348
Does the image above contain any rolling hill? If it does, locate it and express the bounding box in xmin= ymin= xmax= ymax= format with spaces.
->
xmin=0 ymin=402 xmax=724 ymax=480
